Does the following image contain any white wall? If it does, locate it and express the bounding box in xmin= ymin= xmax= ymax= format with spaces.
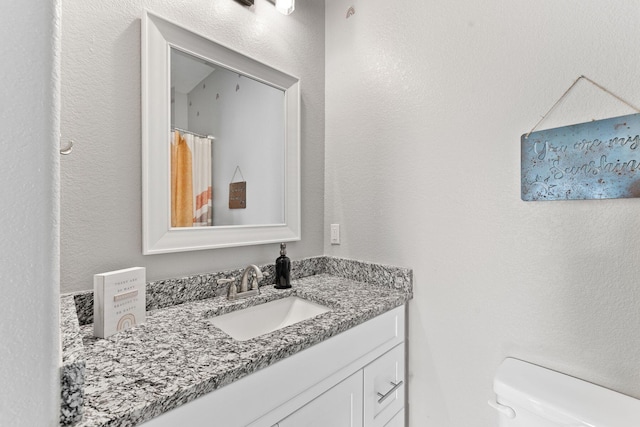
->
xmin=325 ymin=0 xmax=640 ymax=425
xmin=171 ymin=89 xmax=189 ymax=130
xmin=61 ymin=0 xmax=325 ymax=293
xmin=0 ymin=2 xmax=61 ymax=426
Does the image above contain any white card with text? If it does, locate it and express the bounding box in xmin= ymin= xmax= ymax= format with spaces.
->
xmin=93 ymin=267 xmax=146 ymax=338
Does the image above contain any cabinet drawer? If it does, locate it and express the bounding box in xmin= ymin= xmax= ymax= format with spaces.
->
xmin=363 ymin=344 xmax=405 ymax=427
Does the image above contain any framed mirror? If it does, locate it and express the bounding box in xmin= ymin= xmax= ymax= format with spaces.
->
xmin=142 ymin=11 xmax=300 ymax=254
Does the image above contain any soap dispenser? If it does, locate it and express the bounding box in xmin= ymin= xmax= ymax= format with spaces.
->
xmin=274 ymin=242 xmax=291 ymax=289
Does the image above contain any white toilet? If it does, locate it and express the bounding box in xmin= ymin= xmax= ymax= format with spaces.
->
xmin=490 ymin=358 xmax=640 ymax=426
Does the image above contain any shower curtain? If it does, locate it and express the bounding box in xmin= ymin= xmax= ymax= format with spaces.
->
xmin=171 ymin=131 xmax=213 ymax=227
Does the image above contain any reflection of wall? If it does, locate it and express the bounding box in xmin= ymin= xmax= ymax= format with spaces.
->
xmin=184 ymin=74 xmax=217 ymax=137
xmin=185 ymin=68 xmax=285 ymax=226
xmin=325 ymin=1 xmax=640 ymax=426
xmin=173 ymin=66 xmax=285 ymax=226
xmin=61 ymin=1 xmax=325 ymax=292
xmin=171 ymin=89 xmax=188 ymax=130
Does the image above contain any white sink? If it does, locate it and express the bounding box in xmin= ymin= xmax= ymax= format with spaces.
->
xmin=207 ymin=296 xmax=331 ymax=341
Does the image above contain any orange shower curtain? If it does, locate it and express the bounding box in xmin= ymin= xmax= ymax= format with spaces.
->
xmin=192 ymin=135 xmax=213 ymax=226
xmin=171 ymin=131 xmax=193 ymax=227
xmin=171 ymin=130 xmax=213 ymax=227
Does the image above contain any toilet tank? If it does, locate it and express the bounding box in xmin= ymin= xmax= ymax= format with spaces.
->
xmin=491 ymin=358 xmax=640 ymax=427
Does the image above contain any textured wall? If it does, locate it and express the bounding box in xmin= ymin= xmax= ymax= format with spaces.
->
xmin=325 ymin=0 xmax=640 ymax=425
xmin=0 ymin=2 xmax=61 ymax=426
xmin=61 ymin=0 xmax=325 ymax=293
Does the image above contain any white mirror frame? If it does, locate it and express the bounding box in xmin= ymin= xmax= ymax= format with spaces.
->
xmin=142 ymin=11 xmax=300 ymax=254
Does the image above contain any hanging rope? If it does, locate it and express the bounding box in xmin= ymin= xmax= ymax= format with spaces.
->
xmin=230 ymin=165 xmax=245 ymax=183
xmin=524 ymin=75 xmax=640 ymax=139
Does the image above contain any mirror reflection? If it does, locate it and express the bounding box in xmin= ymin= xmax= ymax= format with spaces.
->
xmin=143 ymin=11 xmax=300 ymax=254
xmin=170 ymin=48 xmax=286 ymax=228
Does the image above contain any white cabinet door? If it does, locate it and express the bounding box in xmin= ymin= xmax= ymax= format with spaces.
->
xmin=383 ymin=409 xmax=404 ymax=427
xmin=364 ymin=344 xmax=405 ymax=427
xmin=276 ymin=371 xmax=364 ymax=427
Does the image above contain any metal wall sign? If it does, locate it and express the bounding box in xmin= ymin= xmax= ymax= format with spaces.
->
xmin=521 ymin=113 xmax=640 ymax=201
xmin=229 ymin=181 xmax=246 ymax=209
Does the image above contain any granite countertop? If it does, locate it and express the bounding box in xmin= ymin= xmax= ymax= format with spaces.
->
xmin=60 ymin=257 xmax=413 ymax=427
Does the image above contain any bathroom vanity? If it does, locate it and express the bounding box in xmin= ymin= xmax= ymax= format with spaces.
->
xmin=145 ymin=305 xmax=405 ymax=427
xmin=60 ymin=257 xmax=412 ymax=426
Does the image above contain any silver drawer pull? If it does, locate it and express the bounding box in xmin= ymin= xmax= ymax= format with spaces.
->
xmin=376 ymin=380 xmax=404 ymax=404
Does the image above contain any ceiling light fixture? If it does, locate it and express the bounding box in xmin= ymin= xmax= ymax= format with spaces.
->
xmin=275 ymin=0 xmax=295 ymax=15
xmin=235 ymin=0 xmax=294 ymax=16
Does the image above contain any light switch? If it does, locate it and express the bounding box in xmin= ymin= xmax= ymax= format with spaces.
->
xmin=330 ymin=224 xmax=340 ymax=245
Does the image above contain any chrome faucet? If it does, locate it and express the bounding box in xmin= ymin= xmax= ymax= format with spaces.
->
xmin=218 ymin=264 xmax=264 ymax=300
xmin=240 ymin=264 xmax=263 ymax=293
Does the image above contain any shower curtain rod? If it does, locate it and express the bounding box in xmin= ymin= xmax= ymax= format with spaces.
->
xmin=171 ymin=127 xmax=215 ymax=140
